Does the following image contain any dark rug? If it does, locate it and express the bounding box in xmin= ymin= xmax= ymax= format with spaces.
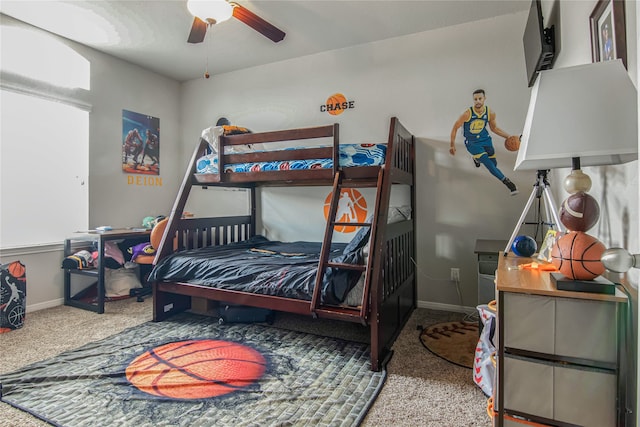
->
xmin=419 ymin=321 xmax=479 ymax=368
xmin=0 ymin=313 xmax=385 ymax=426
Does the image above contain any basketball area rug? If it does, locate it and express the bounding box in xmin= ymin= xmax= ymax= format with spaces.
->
xmin=0 ymin=314 xmax=385 ymax=426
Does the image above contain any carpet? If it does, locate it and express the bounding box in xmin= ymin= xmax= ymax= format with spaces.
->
xmin=0 ymin=313 xmax=385 ymax=427
xmin=419 ymin=321 xmax=479 ymax=368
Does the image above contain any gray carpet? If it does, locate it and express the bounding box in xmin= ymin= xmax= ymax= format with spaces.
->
xmin=0 ymin=298 xmax=489 ymax=426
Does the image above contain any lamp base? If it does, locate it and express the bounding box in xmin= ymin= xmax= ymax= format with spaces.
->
xmin=550 ymin=272 xmax=615 ymax=295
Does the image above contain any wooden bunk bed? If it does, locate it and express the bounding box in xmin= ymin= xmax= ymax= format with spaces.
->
xmin=151 ymin=117 xmax=416 ymax=371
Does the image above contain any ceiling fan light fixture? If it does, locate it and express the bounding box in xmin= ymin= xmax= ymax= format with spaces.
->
xmin=187 ymin=0 xmax=233 ymax=24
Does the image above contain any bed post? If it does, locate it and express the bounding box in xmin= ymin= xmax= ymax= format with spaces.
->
xmin=250 ymin=186 xmax=256 ymax=238
xmin=331 ymin=123 xmax=339 ymax=176
xmin=155 ymin=139 xmax=208 ymax=261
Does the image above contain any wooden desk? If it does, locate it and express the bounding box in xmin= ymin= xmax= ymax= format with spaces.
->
xmin=494 ymin=254 xmax=628 ymax=427
xmin=63 ymin=229 xmax=150 ymax=314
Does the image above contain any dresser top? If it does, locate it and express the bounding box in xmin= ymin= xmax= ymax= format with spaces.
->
xmin=496 ymin=254 xmax=628 ymax=303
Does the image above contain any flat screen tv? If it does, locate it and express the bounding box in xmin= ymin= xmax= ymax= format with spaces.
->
xmin=523 ymin=0 xmax=556 ymax=87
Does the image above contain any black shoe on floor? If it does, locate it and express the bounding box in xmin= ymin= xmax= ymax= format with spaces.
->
xmin=502 ymin=177 xmax=518 ymax=195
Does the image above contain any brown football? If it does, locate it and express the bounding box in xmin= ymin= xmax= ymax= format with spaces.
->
xmin=559 ymin=191 xmax=600 ymax=232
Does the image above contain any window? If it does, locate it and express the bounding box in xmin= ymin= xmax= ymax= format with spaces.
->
xmin=0 ymin=90 xmax=89 ymax=248
xmin=0 ymin=24 xmax=90 ymax=249
xmin=1 ymin=25 xmax=90 ymax=90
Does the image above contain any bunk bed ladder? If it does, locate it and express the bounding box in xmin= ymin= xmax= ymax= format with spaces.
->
xmin=310 ymin=167 xmax=385 ymax=322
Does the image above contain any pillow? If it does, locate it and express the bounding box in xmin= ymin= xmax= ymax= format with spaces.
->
xmin=200 ymin=126 xmax=224 ymax=154
xmin=342 ymin=215 xmax=373 ymax=255
xmin=388 ymin=206 xmax=412 ymax=224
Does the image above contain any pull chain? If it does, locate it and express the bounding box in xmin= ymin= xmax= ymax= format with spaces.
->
xmin=204 ymin=24 xmax=212 ymax=79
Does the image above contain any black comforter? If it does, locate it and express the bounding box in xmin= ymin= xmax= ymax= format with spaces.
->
xmin=148 ymin=235 xmax=366 ymax=305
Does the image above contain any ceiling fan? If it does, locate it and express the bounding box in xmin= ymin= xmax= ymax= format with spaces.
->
xmin=187 ymin=0 xmax=286 ymax=44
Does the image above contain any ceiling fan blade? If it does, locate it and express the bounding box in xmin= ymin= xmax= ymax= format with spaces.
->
xmin=188 ymin=16 xmax=208 ymax=43
xmin=231 ymin=3 xmax=285 ymax=43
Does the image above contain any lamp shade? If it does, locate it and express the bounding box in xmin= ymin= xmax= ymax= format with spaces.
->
xmin=515 ymin=60 xmax=638 ymax=170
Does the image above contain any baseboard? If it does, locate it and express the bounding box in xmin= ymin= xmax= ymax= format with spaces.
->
xmin=26 ymin=298 xmax=476 ymax=316
xmin=417 ymin=300 xmax=476 ymax=315
xmin=27 ymin=298 xmax=64 ymax=313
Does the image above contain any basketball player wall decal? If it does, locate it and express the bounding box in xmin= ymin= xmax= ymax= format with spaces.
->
xmin=450 ymin=89 xmax=519 ymax=195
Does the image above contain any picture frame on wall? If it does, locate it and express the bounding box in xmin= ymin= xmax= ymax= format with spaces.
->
xmin=589 ymin=0 xmax=627 ymax=68
xmin=122 ymin=109 xmax=160 ymax=175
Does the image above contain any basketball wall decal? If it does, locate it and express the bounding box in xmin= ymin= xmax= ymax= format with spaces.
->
xmin=323 ymin=189 xmax=367 ymax=233
xmin=559 ymin=191 xmax=600 ymax=232
xmin=326 ymin=93 xmax=347 ymax=116
xmin=126 ymin=339 xmax=266 ymax=399
xmin=550 ymin=231 xmax=606 ymax=280
xmin=504 ymin=135 xmax=520 ymax=152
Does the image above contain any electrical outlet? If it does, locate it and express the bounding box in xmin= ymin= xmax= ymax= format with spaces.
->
xmin=450 ymin=268 xmax=460 ymax=281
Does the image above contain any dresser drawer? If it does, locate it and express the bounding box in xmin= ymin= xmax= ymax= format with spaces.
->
xmin=503 ymin=293 xmax=618 ymax=363
xmin=504 ymin=356 xmax=553 ymax=419
xmin=504 ymin=356 xmax=617 ymax=427
xmin=503 ymin=293 xmax=555 ymax=354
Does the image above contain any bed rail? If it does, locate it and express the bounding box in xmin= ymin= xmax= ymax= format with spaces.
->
xmin=387 ymin=117 xmax=414 ymax=185
xmin=172 ymin=216 xmax=253 ymax=250
xmin=194 ymin=123 xmax=344 ymax=184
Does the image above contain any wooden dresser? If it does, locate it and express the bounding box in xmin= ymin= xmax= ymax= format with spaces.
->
xmin=494 ymin=254 xmax=629 ymax=427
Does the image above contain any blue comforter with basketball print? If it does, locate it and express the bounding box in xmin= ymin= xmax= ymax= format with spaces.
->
xmin=195 ymin=143 xmax=386 ymax=174
xmin=148 ymin=235 xmax=368 ymax=305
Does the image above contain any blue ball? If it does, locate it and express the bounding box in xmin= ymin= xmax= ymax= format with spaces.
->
xmin=512 ymin=235 xmax=537 ymax=257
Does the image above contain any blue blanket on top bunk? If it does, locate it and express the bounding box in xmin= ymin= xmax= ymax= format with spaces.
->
xmin=195 ymin=143 xmax=386 ymax=174
xmin=148 ymin=233 xmax=369 ymax=305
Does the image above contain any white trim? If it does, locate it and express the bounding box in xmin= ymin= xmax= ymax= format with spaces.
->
xmin=0 ymin=243 xmax=64 ymax=258
xmin=27 ymin=298 xmax=64 ymax=313
xmin=0 ymin=72 xmax=92 ymax=112
xmin=417 ymin=299 xmax=476 ymax=315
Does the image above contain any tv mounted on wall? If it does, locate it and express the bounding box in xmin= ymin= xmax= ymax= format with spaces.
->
xmin=523 ymin=0 xmax=556 ymax=87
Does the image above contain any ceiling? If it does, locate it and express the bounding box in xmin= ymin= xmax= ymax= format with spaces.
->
xmin=0 ymin=1 xmax=529 ymax=82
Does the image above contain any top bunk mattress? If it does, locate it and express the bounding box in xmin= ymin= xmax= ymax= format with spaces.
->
xmin=196 ymin=143 xmax=386 ymax=174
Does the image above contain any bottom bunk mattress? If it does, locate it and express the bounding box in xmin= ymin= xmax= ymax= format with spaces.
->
xmin=148 ymin=235 xmax=366 ymax=305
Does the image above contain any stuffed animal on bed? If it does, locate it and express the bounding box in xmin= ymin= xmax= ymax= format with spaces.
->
xmin=128 ymin=242 xmax=156 ymax=261
xmin=216 ymin=117 xmax=252 ymax=135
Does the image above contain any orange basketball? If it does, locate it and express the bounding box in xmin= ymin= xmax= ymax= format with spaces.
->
xmin=504 ymin=135 xmax=520 ymax=152
xmin=7 ymin=261 xmax=25 ymax=279
xmin=326 ymin=93 xmax=347 ymax=116
xmin=126 ymin=339 xmax=266 ymax=399
xmin=551 ymin=231 xmax=606 ymax=280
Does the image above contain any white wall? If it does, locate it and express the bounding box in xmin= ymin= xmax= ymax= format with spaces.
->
xmin=0 ymin=15 xmax=182 ymax=309
xmin=549 ymin=0 xmax=638 ymax=286
xmin=181 ymin=12 xmax=536 ymax=308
